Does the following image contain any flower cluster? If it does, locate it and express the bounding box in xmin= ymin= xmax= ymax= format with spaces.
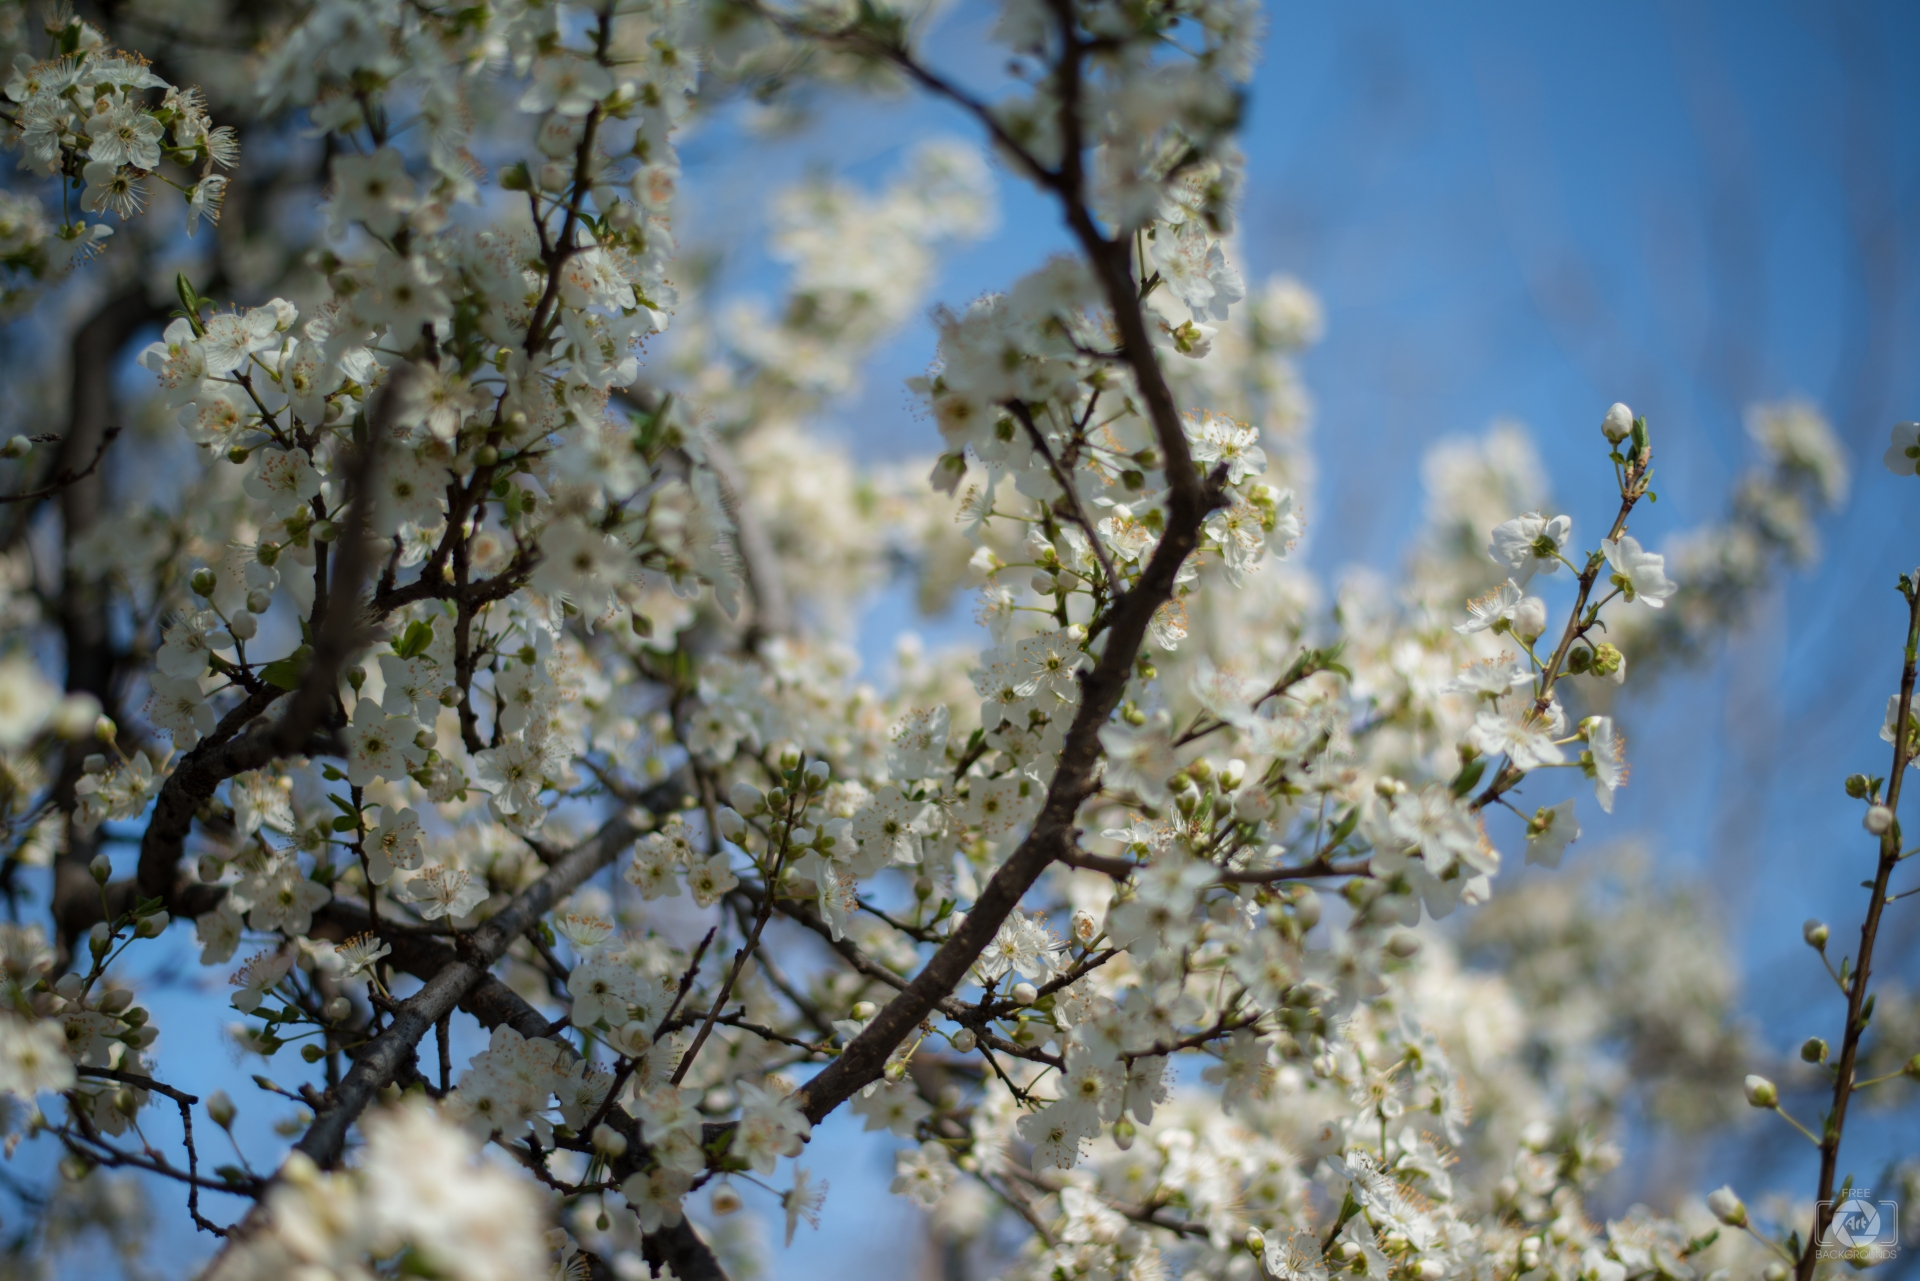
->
xmin=0 ymin=2 xmax=1897 ymax=1279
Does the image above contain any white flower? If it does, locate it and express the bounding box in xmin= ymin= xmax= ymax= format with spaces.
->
xmin=1524 ymin=799 xmax=1580 ymax=868
xmin=366 ymin=806 xmax=424 ymax=885
xmin=0 ymin=655 xmax=56 ymax=747
xmin=1151 ymin=220 xmax=1245 ymax=322
xmin=1583 ymin=717 xmax=1627 ymax=813
xmin=345 ymin=698 xmax=424 ymax=787
xmin=850 ymin=785 xmax=926 ymax=870
xmin=244 ymin=447 xmax=322 ymax=520
xmin=229 ymin=855 xmax=330 ymax=936
xmin=0 ymin=1014 xmax=74 ymax=1097
xmin=1187 ymin=412 xmax=1267 ymax=484
xmin=520 ymin=56 xmax=614 ymax=117
xmin=1884 ymin=422 xmax=1920 ymax=476
xmin=1098 ymin=711 xmax=1177 ymax=806
xmin=403 ymin=864 xmax=488 ymax=921
xmin=1600 ymin=535 xmax=1676 ymax=608
xmin=1488 ymin=511 xmax=1571 ymax=585
xmin=685 ymin=853 xmax=738 ymax=908
xmin=732 ymin=1081 xmax=810 ymax=1174
xmin=146 ymin=674 xmax=214 ymax=748
xmin=781 ymin=1167 xmax=827 ymax=1245
xmin=1455 ymin=579 xmax=1523 ymax=634
xmin=890 ymin=1142 xmax=955 ymax=1209
xmin=1469 ymin=696 xmax=1566 ymax=772
xmin=330 ymin=147 xmax=415 ymax=237
xmin=888 ymin=704 xmax=950 ymax=780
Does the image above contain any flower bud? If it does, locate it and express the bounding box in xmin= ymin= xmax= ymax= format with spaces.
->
xmin=711 ymin=1185 xmax=743 ymax=1216
xmin=777 ymin=744 xmax=802 ymax=771
xmin=1707 ymin=1185 xmax=1747 ymax=1227
xmin=1386 ymin=932 xmax=1421 ymax=959
xmin=206 ymin=1090 xmax=235 ymax=1127
xmin=311 ymin=520 xmax=339 ymax=543
xmin=717 ymin=806 xmax=747 ymax=841
xmin=49 ymin=693 xmax=102 ymax=739
xmin=1846 ymin=773 xmax=1872 ymax=799
xmin=850 ymin=1001 xmax=876 ymax=1021
xmin=189 ymin=567 xmax=217 ymax=597
xmin=1764 ymin=1266 xmax=1789 ymax=1281
xmin=228 ymin=611 xmax=258 ymax=641
xmin=1866 ymin=805 xmax=1894 ymax=835
xmin=246 ymin=587 xmax=273 ymax=615
xmin=1112 ymin=1117 xmax=1135 ymax=1151
xmin=1010 ymin=982 xmax=1038 ymax=1005
xmin=765 ymin=786 xmax=788 ymax=813
xmin=0 ymin=434 xmax=32 ymax=460
xmin=1905 ymin=1052 xmax=1920 ymax=1081
xmin=324 ymin=996 xmax=351 ymax=1022
xmin=592 ymin=1124 xmax=627 ymax=1157
xmin=729 ymin=782 xmax=766 ymax=816
xmin=1743 ymin=1074 xmax=1777 ymax=1107
xmin=1803 ymin=919 xmax=1829 ymax=950
xmin=1243 ymin=1227 xmax=1264 ymax=1257
xmin=1601 ymin=402 xmax=1634 ymax=444
xmin=89 ymin=855 xmax=111 ymax=885
xmin=1070 ymin=909 xmax=1098 ymax=946
xmin=804 ymin=759 xmax=831 ymax=790
xmin=1293 ymin=888 xmax=1323 ymax=931
xmin=949 ymin=1027 xmax=977 ymax=1052
xmin=134 ymin=911 xmax=169 ymax=939
xmin=1800 ymin=1036 xmax=1827 ymax=1063
xmin=1512 ymin=596 xmax=1549 ymax=642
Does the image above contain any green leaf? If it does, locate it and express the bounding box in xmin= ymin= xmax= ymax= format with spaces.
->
xmin=392 ymin=619 xmax=435 ymax=659
xmin=326 ymin=792 xmax=358 ymax=818
xmin=1450 ymin=757 xmax=1488 ymax=797
xmin=261 ymin=644 xmax=313 ymax=691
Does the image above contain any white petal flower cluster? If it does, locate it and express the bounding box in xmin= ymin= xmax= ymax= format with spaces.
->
xmin=0 ymin=2 xmax=1889 ymax=1280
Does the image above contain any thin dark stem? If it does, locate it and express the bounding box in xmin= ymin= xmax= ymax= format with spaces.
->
xmin=1798 ymin=580 xmax=1920 ymax=1279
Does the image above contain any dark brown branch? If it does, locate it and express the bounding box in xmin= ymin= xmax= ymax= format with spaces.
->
xmin=0 ymin=427 xmax=120 ymax=505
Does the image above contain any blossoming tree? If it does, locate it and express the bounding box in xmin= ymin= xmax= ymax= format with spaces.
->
xmin=0 ymin=1 xmax=1904 ymax=1279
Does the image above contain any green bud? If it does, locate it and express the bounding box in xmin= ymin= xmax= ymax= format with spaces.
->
xmin=1846 ymin=774 xmax=1872 ymax=799
xmin=311 ymin=520 xmax=340 ymax=543
xmin=1799 ymin=1037 xmax=1827 ymax=1064
xmin=189 ymin=567 xmax=218 ymax=597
